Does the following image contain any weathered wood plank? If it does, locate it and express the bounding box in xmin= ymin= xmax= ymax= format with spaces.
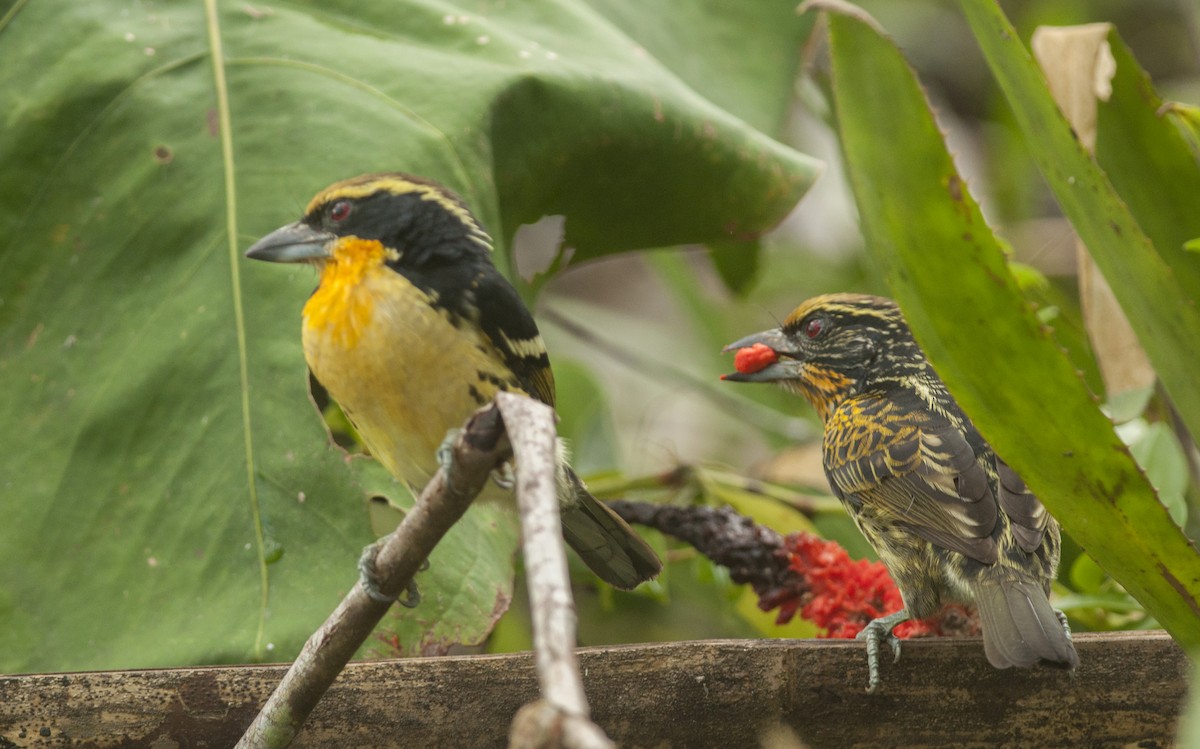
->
xmin=0 ymin=632 xmax=1188 ymax=748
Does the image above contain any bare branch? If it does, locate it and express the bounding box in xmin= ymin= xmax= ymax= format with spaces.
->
xmin=495 ymin=391 xmax=614 ymax=749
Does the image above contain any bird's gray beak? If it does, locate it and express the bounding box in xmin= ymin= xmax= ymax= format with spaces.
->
xmin=245 ymin=221 xmax=335 ymax=263
xmin=721 ymin=328 xmax=804 ymax=383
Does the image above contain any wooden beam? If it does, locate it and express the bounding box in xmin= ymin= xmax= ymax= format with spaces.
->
xmin=0 ymin=632 xmax=1188 ymax=747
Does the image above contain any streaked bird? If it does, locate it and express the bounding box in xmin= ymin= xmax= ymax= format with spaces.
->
xmin=723 ymin=293 xmax=1077 ymax=691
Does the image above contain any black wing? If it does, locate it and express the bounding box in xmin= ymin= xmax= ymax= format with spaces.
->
xmin=470 ymin=265 xmax=556 ymax=407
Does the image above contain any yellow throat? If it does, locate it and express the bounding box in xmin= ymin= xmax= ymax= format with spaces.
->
xmin=303 ymin=237 xmax=399 ymax=350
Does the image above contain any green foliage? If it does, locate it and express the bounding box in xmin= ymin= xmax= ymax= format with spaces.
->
xmin=958 ymin=2 xmax=1200 ymax=441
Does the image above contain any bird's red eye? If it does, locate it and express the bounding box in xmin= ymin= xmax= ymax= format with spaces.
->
xmin=329 ymin=200 xmax=352 ymax=222
xmin=805 ymin=317 xmax=825 ymax=339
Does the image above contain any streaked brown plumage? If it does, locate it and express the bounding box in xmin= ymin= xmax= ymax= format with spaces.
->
xmin=724 ymin=293 xmax=1077 ymax=691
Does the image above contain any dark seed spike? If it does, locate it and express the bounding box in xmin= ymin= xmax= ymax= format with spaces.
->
xmin=607 ymin=502 xmax=797 ymax=595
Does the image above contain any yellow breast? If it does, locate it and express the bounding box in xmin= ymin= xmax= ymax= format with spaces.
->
xmin=301 ymin=237 xmax=513 ymax=492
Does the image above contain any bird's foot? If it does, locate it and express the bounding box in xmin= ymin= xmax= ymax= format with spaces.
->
xmin=443 ymin=425 xmax=513 ymax=490
xmin=1054 ymin=608 xmax=1074 ymax=641
xmin=856 ymin=609 xmax=910 ymax=693
xmin=490 ymin=462 xmax=515 ymax=491
xmin=436 ymin=428 xmax=462 ymax=473
xmin=357 ymin=541 xmax=423 ymax=608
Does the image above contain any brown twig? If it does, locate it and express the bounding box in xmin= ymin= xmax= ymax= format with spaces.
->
xmin=235 ymin=404 xmax=511 ymax=748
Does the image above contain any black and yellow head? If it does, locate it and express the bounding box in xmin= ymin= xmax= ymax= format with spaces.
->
xmin=246 ymin=172 xmax=555 ymax=406
xmin=245 ymin=172 xmax=493 ymax=272
xmin=723 ymin=293 xmax=927 ymax=416
xmin=245 ymin=172 xmax=510 ymax=344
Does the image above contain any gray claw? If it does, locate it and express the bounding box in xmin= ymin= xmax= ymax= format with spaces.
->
xmin=437 ymin=428 xmax=462 ymax=471
xmin=1055 ymin=608 xmax=1073 ymax=641
xmin=856 ymin=609 xmax=910 ymax=693
xmin=358 ymin=542 xmax=398 ymax=604
xmin=398 ymin=580 xmax=420 ymax=608
xmin=358 ymin=542 xmax=424 ymax=608
xmin=490 ymin=463 xmax=515 ymax=490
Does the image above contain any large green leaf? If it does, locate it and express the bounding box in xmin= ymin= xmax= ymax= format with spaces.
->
xmin=822 ymin=5 xmax=1200 ymax=646
xmin=0 ymin=0 xmax=817 ymax=673
xmin=956 ymin=0 xmax=1200 ymax=446
xmin=585 ymin=0 xmax=810 ymax=136
xmin=1094 ymin=32 xmax=1200 ymax=299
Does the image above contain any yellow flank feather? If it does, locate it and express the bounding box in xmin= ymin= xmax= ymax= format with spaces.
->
xmin=301 ymin=235 xmax=516 ymax=493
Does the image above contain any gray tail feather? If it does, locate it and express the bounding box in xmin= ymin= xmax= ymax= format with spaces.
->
xmin=559 ymin=471 xmax=662 ymax=590
xmin=973 ymin=576 xmax=1079 ymax=670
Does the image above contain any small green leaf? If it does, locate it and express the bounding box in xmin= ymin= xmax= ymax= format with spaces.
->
xmin=357 ymin=460 xmax=520 ymax=658
xmin=708 ymin=239 xmax=762 ymax=297
xmin=1104 ymin=387 xmax=1155 ymax=424
xmin=1159 ymin=101 xmax=1200 ymax=163
xmin=551 ymin=359 xmax=619 ymax=474
xmin=1054 ymin=590 xmax=1147 ymax=615
xmin=1007 ymin=260 xmax=1050 ymax=293
xmin=1123 ymin=421 xmax=1190 ymax=528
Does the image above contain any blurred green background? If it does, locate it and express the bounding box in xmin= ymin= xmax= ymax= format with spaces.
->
xmin=0 ymin=0 xmax=1196 ymax=674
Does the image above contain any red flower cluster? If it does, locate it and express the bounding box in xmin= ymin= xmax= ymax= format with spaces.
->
xmin=604 ymin=500 xmax=979 ymax=640
xmin=759 ymin=532 xmax=978 ymax=640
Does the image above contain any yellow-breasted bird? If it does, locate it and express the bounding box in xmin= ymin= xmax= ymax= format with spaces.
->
xmin=245 ymin=173 xmax=661 ymax=591
xmin=723 ymin=293 xmax=1077 ymax=691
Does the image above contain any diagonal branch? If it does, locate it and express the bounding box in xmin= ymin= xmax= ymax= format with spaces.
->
xmin=236 ymin=393 xmax=613 ymax=748
xmin=235 ymin=404 xmax=511 ymax=748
